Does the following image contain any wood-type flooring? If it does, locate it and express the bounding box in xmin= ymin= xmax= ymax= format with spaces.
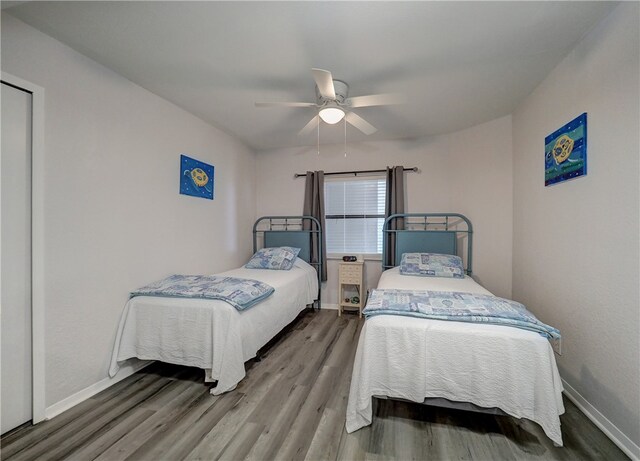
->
xmin=0 ymin=309 xmax=629 ymax=460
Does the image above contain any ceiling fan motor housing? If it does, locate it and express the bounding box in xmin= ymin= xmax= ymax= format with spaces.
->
xmin=316 ymin=80 xmax=349 ymax=106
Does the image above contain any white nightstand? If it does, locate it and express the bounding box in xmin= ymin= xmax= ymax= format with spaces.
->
xmin=338 ymin=261 xmax=365 ymax=318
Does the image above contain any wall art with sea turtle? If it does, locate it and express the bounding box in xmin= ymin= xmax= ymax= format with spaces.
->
xmin=545 ymin=113 xmax=587 ymax=186
xmin=180 ymin=154 xmax=214 ymax=200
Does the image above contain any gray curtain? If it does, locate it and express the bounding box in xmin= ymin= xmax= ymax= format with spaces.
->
xmin=303 ymin=171 xmax=327 ymax=281
xmin=385 ymin=166 xmax=405 ymax=267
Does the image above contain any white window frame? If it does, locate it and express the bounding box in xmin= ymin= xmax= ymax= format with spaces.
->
xmin=324 ymin=175 xmax=386 ymax=260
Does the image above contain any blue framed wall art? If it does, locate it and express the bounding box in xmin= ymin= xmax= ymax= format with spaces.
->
xmin=545 ymin=113 xmax=587 ymax=186
xmin=180 ymin=154 xmax=214 ymax=200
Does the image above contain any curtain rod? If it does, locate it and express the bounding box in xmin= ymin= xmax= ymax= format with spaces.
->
xmin=293 ymin=167 xmax=418 ymax=179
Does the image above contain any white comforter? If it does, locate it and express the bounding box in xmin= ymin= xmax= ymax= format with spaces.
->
xmin=109 ymin=258 xmax=318 ymax=394
xmin=346 ymin=268 xmax=565 ymax=445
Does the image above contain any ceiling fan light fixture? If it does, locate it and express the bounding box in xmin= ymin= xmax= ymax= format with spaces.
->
xmin=319 ymin=107 xmax=345 ymax=124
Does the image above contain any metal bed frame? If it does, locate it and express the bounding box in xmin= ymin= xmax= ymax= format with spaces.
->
xmin=375 ymin=213 xmax=566 ymax=425
xmin=253 ymin=215 xmax=322 ymax=308
xmin=382 ymin=213 xmax=473 ymax=274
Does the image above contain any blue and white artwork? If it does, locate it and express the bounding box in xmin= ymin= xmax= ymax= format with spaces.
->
xmin=180 ymin=154 xmax=214 ymax=200
xmin=545 ymin=113 xmax=587 ymax=186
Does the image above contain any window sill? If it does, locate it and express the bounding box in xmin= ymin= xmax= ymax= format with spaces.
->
xmin=327 ymin=254 xmax=382 ymax=262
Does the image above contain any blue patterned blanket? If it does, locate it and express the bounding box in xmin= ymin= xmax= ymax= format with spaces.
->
xmin=130 ymin=275 xmax=275 ymax=311
xmin=363 ymin=289 xmax=560 ymax=340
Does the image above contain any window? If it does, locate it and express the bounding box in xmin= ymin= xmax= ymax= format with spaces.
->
xmin=324 ymin=177 xmax=386 ymax=255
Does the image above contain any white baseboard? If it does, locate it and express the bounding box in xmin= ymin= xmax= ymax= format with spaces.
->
xmin=320 ymin=303 xmax=339 ymax=310
xmin=320 ymin=304 xmax=365 ymax=316
xmin=562 ymin=378 xmax=639 ymax=461
xmin=45 ymin=360 xmax=153 ymax=420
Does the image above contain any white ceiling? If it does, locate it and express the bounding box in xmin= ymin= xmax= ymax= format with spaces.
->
xmin=6 ymin=1 xmax=616 ymax=151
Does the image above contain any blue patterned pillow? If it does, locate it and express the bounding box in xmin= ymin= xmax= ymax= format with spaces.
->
xmin=399 ymin=253 xmax=465 ymax=278
xmin=245 ymin=247 xmax=301 ymax=270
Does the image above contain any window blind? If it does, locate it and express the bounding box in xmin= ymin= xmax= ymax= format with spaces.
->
xmin=324 ymin=177 xmax=386 ymax=254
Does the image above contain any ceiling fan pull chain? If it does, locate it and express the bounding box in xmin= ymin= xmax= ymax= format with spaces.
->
xmin=344 ymin=117 xmax=347 ymax=158
xmin=317 ymin=113 xmax=320 ymax=156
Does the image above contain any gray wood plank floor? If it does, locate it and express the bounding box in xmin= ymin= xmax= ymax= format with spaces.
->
xmin=1 ymin=309 xmax=629 ymax=461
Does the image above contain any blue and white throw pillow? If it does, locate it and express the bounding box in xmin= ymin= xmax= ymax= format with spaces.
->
xmin=245 ymin=246 xmax=301 ymax=270
xmin=399 ymin=253 xmax=465 ymax=278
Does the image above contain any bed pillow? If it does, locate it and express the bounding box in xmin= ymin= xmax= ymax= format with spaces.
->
xmin=399 ymin=253 xmax=465 ymax=278
xmin=245 ymin=246 xmax=301 ymax=270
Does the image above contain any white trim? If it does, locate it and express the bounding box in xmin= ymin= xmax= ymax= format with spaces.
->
xmin=562 ymin=378 xmax=639 ymax=461
xmin=327 ymin=254 xmax=382 ymax=262
xmin=324 ymin=173 xmax=386 ymax=182
xmin=1 ymin=72 xmax=46 ymax=424
xmin=321 ymin=303 xmax=339 ymax=310
xmin=321 ymin=303 xmax=365 ymax=315
xmin=322 ymin=303 xmax=368 ymax=314
xmin=45 ymin=361 xmax=152 ymax=420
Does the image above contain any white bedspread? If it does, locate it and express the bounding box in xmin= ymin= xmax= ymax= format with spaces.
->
xmin=109 ymin=258 xmax=318 ymax=395
xmin=346 ymin=268 xmax=565 ymax=445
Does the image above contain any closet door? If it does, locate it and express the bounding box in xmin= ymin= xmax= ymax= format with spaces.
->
xmin=1 ymin=82 xmax=33 ymax=434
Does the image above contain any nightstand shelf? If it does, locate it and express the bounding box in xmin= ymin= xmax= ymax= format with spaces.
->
xmin=338 ymin=261 xmax=365 ymax=318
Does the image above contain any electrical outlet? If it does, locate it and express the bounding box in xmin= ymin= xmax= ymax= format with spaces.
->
xmin=551 ymin=337 xmax=562 ymax=355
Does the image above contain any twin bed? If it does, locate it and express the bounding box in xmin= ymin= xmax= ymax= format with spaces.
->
xmin=109 ymin=212 xmax=564 ymax=446
xmin=109 ymin=216 xmax=321 ymax=395
xmin=345 ymin=213 xmax=565 ymax=446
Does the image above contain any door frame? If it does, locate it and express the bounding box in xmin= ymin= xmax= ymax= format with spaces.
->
xmin=1 ymin=72 xmax=46 ymax=424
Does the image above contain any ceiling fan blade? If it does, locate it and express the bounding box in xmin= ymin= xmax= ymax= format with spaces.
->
xmin=299 ymin=115 xmax=319 ymax=136
xmin=345 ymin=112 xmax=377 ymax=135
xmin=347 ymin=93 xmax=405 ymax=108
xmin=255 ymin=101 xmax=316 ymax=108
xmin=312 ymin=68 xmax=336 ymax=100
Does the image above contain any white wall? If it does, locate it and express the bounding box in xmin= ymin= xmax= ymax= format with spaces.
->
xmin=449 ymin=116 xmax=513 ymax=297
xmin=1 ymin=14 xmax=257 ymax=407
xmin=255 ymin=115 xmax=513 ymax=305
xmin=512 ymin=2 xmax=639 ymax=449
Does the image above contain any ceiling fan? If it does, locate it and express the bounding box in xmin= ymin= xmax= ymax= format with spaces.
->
xmin=255 ymin=68 xmax=404 ymax=136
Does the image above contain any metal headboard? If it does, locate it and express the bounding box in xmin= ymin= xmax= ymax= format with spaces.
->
xmin=382 ymin=213 xmax=473 ymax=275
xmin=253 ymin=216 xmax=322 ymax=308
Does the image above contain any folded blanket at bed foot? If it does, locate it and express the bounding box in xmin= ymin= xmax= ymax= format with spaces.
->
xmin=363 ymin=289 xmax=560 ymax=340
xmin=130 ymin=274 xmax=275 ymax=311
